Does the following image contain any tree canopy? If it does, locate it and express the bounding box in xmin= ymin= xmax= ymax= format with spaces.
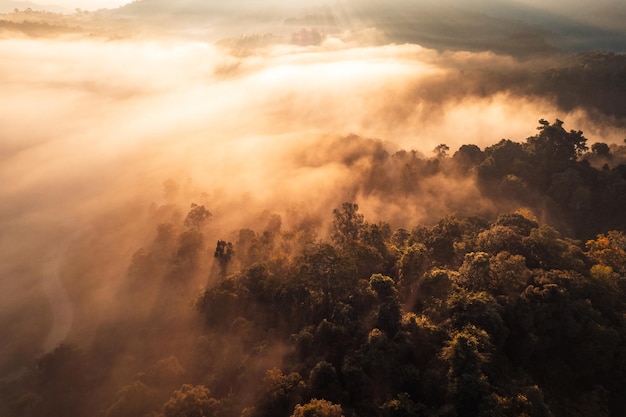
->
xmin=3 ymin=119 xmax=626 ymax=417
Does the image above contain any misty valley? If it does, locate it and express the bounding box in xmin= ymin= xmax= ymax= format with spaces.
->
xmin=1 ymin=1 xmax=626 ymax=417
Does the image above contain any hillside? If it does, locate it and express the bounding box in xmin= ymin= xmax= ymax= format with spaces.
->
xmin=1 ymin=120 xmax=626 ymax=417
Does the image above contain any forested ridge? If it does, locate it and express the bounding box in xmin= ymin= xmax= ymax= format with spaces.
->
xmin=2 ymin=120 xmax=626 ymax=417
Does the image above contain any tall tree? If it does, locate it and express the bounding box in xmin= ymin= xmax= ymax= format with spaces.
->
xmin=525 ymin=119 xmax=588 ymax=165
xmin=332 ymin=202 xmax=364 ymax=247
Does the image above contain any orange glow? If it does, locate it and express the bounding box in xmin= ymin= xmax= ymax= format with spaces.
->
xmin=1 ymin=0 xmax=626 ymax=377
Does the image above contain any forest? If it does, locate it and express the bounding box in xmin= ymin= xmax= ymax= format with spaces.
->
xmin=1 ymin=119 xmax=625 ymax=417
xmin=2 ymin=2 xmax=626 ymax=416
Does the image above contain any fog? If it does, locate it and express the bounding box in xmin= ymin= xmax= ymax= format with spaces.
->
xmin=1 ymin=0 xmax=626 ymax=383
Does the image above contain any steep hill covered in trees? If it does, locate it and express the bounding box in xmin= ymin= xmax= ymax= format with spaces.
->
xmin=1 ymin=120 xmax=626 ymax=417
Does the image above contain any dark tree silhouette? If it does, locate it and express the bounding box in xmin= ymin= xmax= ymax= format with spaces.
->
xmin=214 ymin=240 xmax=234 ymax=277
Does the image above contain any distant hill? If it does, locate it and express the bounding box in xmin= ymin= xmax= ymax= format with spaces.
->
xmin=111 ymin=0 xmax=626 ymax=55
xmin=0 ymin=0 xmax=68 ymax=13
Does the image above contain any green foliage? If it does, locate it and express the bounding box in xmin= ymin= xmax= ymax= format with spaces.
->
xmin=591 ymin=142 xmax=611 ymax=157
xmin=589 ymin=264 xmax=619 ymax=284
xmin=380 ymin=392 xmax=425 ymax=417
xmin=433 ymin=144 xmax=450 ymax=158
xmin=441 ymin=326 xmax=493 ymax=417
xmin=251 ymin=369 xmax=303 ymax=417
xmin=488 ymin=251 xmax=531 ymax=297
xmin=478 ymin=139 xmax=529 ymax=182
xmin=31 ymin=344 xmax=97 ymax=417
xmin=163 ymin=384 xmax=221 ymax=417
xmin=526 ymin=119 xmax=588 ymax=165
xmin=104 ymin=380 xmax=154 ymax=417
xmin=457 ymin=252 xmax=492 ymax=291
xmin=446 ymin=290 xmax=507 ymax=347
xmin=290 ymin=399 xmax=344 ymax=417
xmin=331 ymin=202 xmax=364 ymax=247
xmin=453 ymin=144 xmax=484 ymax=173
xmin=184 ymin=203 xmax=212 ymax=229
xmin=417 ymin=217 xmax=463 ymax=267
xmin=369 ymin=274 xmax=397 ymax=299
xmin=308 ymin=362 xmax=341 ymax=404
xmin=12 ymin=201 xmax=626 ymax=417
xmin=397 ymin=243 xmax=429 ymax=289
xmin=495 ymin=212 xmax=538 ymax=236
xmin=369 ymin=274 xmax=402 ymax=335
xmin=586 ymin=231 xmax=626 ymax=274
xmin=416 ymin=268 xmax=453 ymax=303
xmin=174 ymin=229 xmax=205 ymax=273
xmin=8 ymin=119 xmax=626 ymax=417
xmin=524 ymin=226 xmax=586 ymax=271
xmin=214 ymin=240 xmax=234 ymax=277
